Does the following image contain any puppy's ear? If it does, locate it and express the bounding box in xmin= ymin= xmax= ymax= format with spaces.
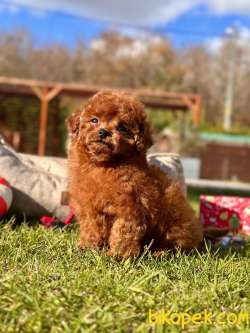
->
xmin=66 ymin=109 xmax=82 ymax=137
xmin=135 ymin=116 xmax=153 ymax=154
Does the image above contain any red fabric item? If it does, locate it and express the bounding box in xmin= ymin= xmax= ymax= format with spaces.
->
xmin=64 ymin=206 xmax=74 ymax=225
xmin=0 ymin=178 xmax=10 ymax=187
xmin=0 ymin=196 xmax=7 ymax=217
xmin=40 ymin=206 xmax=75 ymax=228
xmin=200 ymin=195 xmax=250 ymax=235
xmin=40 ymin=216 xmax=58 ymax=228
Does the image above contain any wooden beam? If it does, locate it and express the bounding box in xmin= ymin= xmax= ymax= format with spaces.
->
xmin=181 ymin=94 xmax=201 ymax=127
xmin=45 ymin=85 xmax=62 ymax=102
xmin=30 ymin=85 xmax=44 ymax=100
xmin=0 ymin=76 xmax=200 ymax=114
xmin=0 ymin=76 xmax=198 ymax=102
xmin=38 ymin=87 xmax=49 ymax=156
xmin=192 ymin=95 xmax=201 ymax=127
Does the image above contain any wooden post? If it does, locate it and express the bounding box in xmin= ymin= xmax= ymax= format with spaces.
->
xmin=31 ymin=85 xmax=62 ymax=155
xmin=38 ymin=88 xmax=49 ymax=156
xmin=192 ymin=95 xmax=201 ymax=127
xmin=182 ymin=94 xmax=201 ymax=127
xmin=181 ymin=111 xmax=187 ymax=140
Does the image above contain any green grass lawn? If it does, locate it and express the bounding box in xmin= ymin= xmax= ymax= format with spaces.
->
xmin=0 ymin=195 xmax=249 ymax=333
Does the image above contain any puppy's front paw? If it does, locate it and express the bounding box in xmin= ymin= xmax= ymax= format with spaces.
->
xmin=77 ymin=234 xmax=103 ymax=250
xmin=78 ymin=239 xmax=85 ymax=250
xmin=108 ymin=245 xmax=141 ymax=258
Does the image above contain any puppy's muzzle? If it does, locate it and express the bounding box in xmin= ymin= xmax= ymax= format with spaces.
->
xmin=99 ymin=128 xmax=112 ymax=139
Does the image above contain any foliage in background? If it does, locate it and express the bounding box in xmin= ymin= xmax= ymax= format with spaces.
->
xmin=146 ymin=109 xmax=179 ymax=133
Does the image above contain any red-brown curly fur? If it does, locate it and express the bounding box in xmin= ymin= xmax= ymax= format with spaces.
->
xmin=67 ymin=90 xmax=203 ymax=257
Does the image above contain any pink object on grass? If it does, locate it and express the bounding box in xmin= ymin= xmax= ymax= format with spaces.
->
xmin=200 ymin=195 xmax=250 ymax=235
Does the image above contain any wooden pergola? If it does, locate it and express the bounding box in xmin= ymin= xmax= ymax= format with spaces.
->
xmin=0 ymin=76 xmax=201 ymax=156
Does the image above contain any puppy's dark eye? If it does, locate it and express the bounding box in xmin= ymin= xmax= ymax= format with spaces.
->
xmin=90 ymin=117 xmax=98 ymax=124
xmin=117 ymin=124 xmax=128 ymax=134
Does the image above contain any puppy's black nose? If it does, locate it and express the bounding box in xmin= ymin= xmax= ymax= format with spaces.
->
xmin=99 ymin=128 xmax=111 ymax=139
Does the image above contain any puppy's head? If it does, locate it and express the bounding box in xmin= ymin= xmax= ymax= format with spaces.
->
xmin=67 ymin=90 xmax=152 ymax=163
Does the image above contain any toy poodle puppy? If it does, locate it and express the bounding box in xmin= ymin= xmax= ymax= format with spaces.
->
xmin=67 ymin=91 xmax=203 ymax=257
